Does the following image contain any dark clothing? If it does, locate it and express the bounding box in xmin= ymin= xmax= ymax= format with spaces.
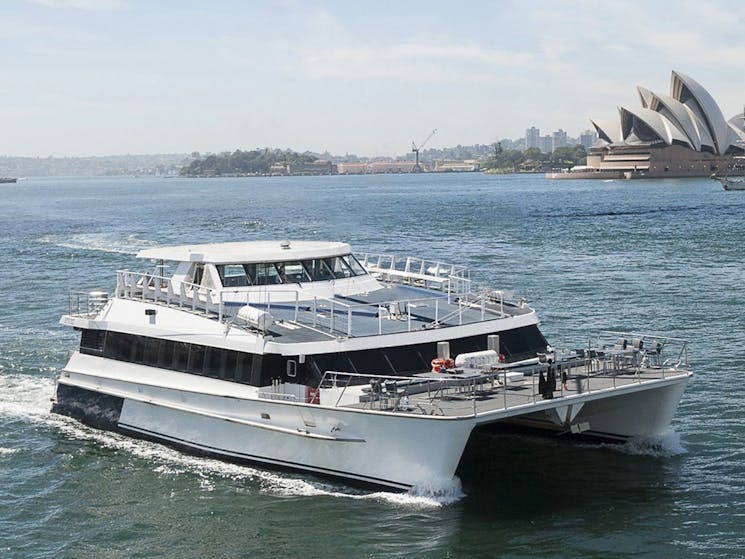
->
xmin=546 ymin=367 xmax=556 ymax=399
xmin=538 ymin=371 xmax=546 ymax=398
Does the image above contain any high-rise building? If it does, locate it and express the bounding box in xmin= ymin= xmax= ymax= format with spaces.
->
xmin=539 ymin=135 xmax=553 ymax=154
xmin=525 ymin=127 xmax=540 ymax=150
xmin=552 ymin=129 xmax=568 ymax=151
xmin=579 ymin=130 xmax=598 ymax=150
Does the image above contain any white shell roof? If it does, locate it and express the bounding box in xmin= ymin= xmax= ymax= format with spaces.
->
xmin=671 ymin=71 xmax=730 ymax=155
xmin=620 ymin=106 xmax=692 ymax=148
xmin=645 ymin=91 xmax=712 ymax=150
xmin=137 ymin=241 xmax=352 ymax=263
xmin=591 ymin=71 xmax=744 ymax=156
xmin=637 ymin=86 xmax=654 ymax=109
xmin=590 ymin=117 xmax=622 ymax=144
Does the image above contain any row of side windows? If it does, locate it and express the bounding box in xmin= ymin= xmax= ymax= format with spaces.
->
xmin=80 ymin=330 xmax=259 ymax=385
xmin=78 ymin=324 xmax=548 ymax=386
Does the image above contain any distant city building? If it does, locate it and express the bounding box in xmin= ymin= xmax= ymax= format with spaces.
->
xmin=370 ymin=160 xmax=417 ymax=173
xmin=579 ymin=130 xmax=598 ymax=150
xmin=337 ymin=160 xmax=421 ymax=174
xmin=552 ymin=129 xmax=568 ymax=151
xmin=434 ymin=160 xmax=480 ymax=172
xmin=286 ymin=160 xmax=336 ymax=176
xmin=539 ymin=135 xmax=553 ymax=154
xmin=337 ymin=162 xmax=369 ymax=175
xmin=548 ymin=70 xmax=745 ymax=179
xmin=525 ymin=127 xmax=540 ymax=150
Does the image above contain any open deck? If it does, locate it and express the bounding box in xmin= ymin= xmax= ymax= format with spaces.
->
xmin=69 ymin=253 xmax=532 ymax=344
xmin=298 ymin=334 xmax=691 ymax=424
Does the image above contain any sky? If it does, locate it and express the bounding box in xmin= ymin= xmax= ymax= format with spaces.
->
xmin=2 ymin=0 xmax=745 ymax=157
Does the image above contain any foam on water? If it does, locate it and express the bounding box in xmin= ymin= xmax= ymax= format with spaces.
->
xmin=621 ymin=430 xmax=687 ymax=457
xmin=37 ymin=232 xmax=157 ymax=255
xmin=0 ymin=374 xmax=57 ymax=423
xmin=579 ymin=429 xmax=687 ymax=457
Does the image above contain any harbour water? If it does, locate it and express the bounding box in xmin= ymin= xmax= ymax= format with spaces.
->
xmin=1 ymin=173 xmax=744 ymax=558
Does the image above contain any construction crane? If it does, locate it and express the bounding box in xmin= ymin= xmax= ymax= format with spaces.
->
xmin=411 ymin=129 xmax=437 ymax=172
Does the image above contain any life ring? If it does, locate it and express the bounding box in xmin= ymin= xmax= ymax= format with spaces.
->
xmin=443 ymin=358 xmax=456 ymax=370
xmin=431 ymin=358 xmax=445 ymax=373
xmin=498 ymin=353 xmax=506 ymax=363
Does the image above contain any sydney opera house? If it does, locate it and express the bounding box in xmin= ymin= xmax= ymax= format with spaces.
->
xmin=548 ymin=71 xmax=745 ymax=179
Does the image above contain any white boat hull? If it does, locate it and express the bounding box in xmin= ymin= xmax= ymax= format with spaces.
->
xmin=54 ymin=352 xmax=691 ymax=489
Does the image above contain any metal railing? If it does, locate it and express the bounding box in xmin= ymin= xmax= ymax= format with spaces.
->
xmin=357 ymin=252 xmax=471 ymax=298
xmin=313 ymin=348 xmax=690 ymax=417
xmin=592 ymin=331 xmax=690 ymax=370
xmin=66 ymin=269 xmax=520 ymax=339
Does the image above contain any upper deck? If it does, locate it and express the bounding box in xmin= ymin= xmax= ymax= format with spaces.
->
xmin=66 ymin=244 xmax=536 ymax=348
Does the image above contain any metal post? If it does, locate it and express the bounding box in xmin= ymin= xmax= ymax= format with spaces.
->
xmin=378 ymin=305 xmax=382 ymax=334
xmin=347 ymin=307 xmax=352 ymax=337
xmin=503 ymin=370 xmax=507 ymax=410
xmin=473 ymin=378 xmax=476 ymax=417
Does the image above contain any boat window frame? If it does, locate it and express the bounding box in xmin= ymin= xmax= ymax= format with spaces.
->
xmin=210 ymin=253 xmax=369 ymax=288
xmin=216 ymin=263 xmax=253 ymax=288
xmin=342 ymin=254 xmax=367 ymax=276
xmin=279 ymin=260 xmax=312 ymax=284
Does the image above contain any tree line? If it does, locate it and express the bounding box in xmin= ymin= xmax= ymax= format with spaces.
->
xmin=483 ymin=145 xmax=587 ymax=172
xmin=181 ymin=148 xmax=318 ymax=176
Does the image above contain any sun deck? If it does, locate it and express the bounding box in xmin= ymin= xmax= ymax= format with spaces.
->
xmin=301 ymin=338 xmax=691 ymax=424
xmin=68 ymin=252 xmax=532 ymax=345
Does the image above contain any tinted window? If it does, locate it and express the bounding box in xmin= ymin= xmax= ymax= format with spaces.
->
xmin=282 ymin=261 xmax=311 ymax=283
xmin=343 ymin=254 xmax=367 ymax=276
xmin=217 ymin=264 xmax=250 ymax=287
xmin=255 ymin=263 xmax=281 ymax=285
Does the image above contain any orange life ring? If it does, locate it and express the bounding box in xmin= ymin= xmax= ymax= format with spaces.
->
xmin=431 ymin=358 xmax=445 ymax=373
xmin=443 ymin=358 xmax=456 ymax=370
xmin=498 ymin=353 xmax=506 ymax=363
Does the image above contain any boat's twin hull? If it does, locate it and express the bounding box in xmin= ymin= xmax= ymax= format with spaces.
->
xmin=52 ymin=366 xmax=690 ymax=490
xmin=53 ymin=379 xmax=472 ymax=490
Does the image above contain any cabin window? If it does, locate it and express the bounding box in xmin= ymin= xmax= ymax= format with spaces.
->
xmin=254 ymin=263 xmax=282 ymax=285
xmin=282 ymin=261 xmax=311 ymax=283
xmin=343 ymin=254 xmax=367 ymax=276
xmin=286 ymin=360 xmax=297 ymax=378
xmin=143 ymin=337 xmax=160 ymax=365
xmin=186 ymin=263 xmax=205 ymax=287
xmin=223 ymin=350 xmax=238 ymax=381
xmin=217 ymin=264 xmax=251 ymax=287
xmin=173 ymin=342 xmax=190 ymax=371
xmin=304 ymin=258 xmax=335 ymax=281
xmin=188 ymin=345 xmax=206 ymax=374
xmin=324 ymin=256 xmax=354 ymax=278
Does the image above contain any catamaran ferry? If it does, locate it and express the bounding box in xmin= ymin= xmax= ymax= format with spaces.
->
xmin=52 ymin=240 xmax=692 ymax=490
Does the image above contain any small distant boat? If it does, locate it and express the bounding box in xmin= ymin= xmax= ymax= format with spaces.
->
xmin=712 ymin=175 xmax=745 ymax=191
xmin=0 ymin=177 xmax=17 ymax=184
xmin=721 ymin=178 xmax=745 ymax=191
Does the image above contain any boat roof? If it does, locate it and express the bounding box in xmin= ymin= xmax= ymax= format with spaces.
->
xmin=136 ymin=240 xmax=352 ymax=264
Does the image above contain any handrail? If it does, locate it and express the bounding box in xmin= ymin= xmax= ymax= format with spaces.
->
xmin=314 ymin=351 xmax=690 ymax=417
xmin=108 ymin=268 xmax=520 ymax=338
xmin=357 ymin=252 xmax=471 ymax=295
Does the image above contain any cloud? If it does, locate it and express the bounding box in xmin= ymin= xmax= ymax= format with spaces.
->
xmin=299 ymin=41 xmax=534 ymax=83
xmin=28 ymin=0 xmax=128 ymax=10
